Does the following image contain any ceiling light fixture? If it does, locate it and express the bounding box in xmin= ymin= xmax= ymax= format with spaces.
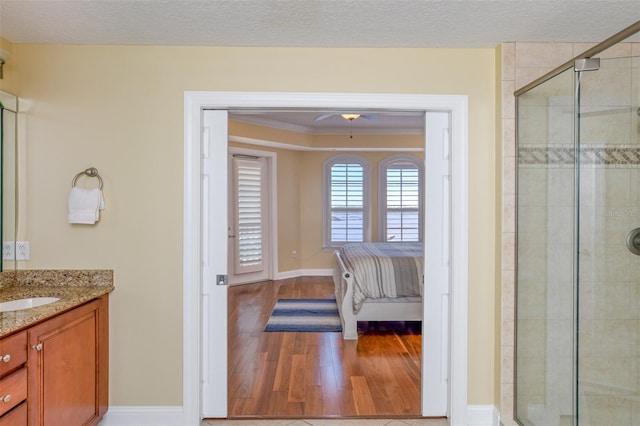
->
xmin=340 ymin=114 xmax=361 ymax=139
xmin=340 ymin=113 xmax=360 ymax=121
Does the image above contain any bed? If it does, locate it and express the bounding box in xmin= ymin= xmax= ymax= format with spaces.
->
xmin=333 ymin=242 xmax=424 ymax=340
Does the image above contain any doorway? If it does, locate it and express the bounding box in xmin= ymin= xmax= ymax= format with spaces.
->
xmin=183 ymin=91 xmax=470 ymax=425
xmin=227 ymin=147 xmax=276 ymax=286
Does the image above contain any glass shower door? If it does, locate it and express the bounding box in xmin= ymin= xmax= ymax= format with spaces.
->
xmin=516 ymin=66 xmax=577 ymax=426
xmin=576 ymin=54 xmax=640 ymax=425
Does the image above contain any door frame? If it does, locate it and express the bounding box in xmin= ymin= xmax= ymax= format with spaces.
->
xmin=227 ymin=147 xmax=277 ymax=285
xmin=183 ymin=91 xmax=469 ymax=425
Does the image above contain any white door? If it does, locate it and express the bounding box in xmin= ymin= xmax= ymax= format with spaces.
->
xmin=228 ymin=153 xmax=271 ymax=285
xmin=201 ymin=110 xmax=228 ymax=417
xmin=422 ymin=111 xmax=451 ymax=414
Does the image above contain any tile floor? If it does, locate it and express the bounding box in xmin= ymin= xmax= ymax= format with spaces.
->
xmin=202 ymin=419 xmax=448 ymax=426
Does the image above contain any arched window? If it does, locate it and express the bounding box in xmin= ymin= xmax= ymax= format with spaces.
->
xmin=323 ymin=154 xmax=371 ymax=248
xmin=379 ymin=154 xmax=424 ymax=242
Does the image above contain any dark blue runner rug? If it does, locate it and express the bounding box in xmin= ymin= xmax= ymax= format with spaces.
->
xmin=264 ymin=298 xmax=342 ymax=332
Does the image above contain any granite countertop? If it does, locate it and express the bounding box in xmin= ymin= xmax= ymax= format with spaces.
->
xmin=0 ymin=270 xmax=114 ymax=337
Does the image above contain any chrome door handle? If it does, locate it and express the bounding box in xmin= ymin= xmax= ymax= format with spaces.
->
xmin=627 ymin=228 xmax=640 ymax=255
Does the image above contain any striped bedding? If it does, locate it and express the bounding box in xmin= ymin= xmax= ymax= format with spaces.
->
xmin=338 ymin=242 xmax=424 ymax=313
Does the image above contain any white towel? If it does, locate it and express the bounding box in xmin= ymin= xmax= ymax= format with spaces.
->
xmin=68 ymin=187 xmax=105 ymax=224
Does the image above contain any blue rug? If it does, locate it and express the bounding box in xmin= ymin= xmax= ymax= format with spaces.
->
xmin=264 ymin=298 xmax=343 ymax=332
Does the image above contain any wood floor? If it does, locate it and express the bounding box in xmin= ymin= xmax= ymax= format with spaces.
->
xmin=227 ymin=276 xmax=422 ymax=418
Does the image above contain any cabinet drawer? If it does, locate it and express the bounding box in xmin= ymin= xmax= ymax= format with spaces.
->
xmin=0 ymin=402 xmax=26 ymax=426
xmin=0 ymin=332 xmax=27 ymax=376
xmin=0 ymin=368 xmax=27 ymax=416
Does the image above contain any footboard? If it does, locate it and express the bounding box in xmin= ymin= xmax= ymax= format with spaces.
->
xmin=333 ymin=250 xmax=359 ymax=339
xmin=333 ymin=249 xmax=424 ymax=341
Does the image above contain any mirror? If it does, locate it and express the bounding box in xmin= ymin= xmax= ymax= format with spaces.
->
xmin=0 ymin=90 xmax=17 ymax=272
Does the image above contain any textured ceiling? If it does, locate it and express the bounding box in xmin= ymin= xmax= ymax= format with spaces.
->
xmin=1 ymin=1 xmax=638 ymax=134
xmin=1 ymin=0 xmax=639 ymax=48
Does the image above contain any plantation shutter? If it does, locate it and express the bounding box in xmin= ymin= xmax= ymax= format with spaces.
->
xmin=385 ymin=163 xmax=420 ymax=242
xmin=330 ymin=162 xmax=365 ymax=243
xmin=232 ymin=156 xmax=265 ymax=274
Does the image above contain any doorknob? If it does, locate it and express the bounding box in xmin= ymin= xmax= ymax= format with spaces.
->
xmin=626 ymin=228 xmax=640 ymax=255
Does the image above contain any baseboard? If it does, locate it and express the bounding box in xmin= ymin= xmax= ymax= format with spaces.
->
xmin=101 ymin=405 xmax=498 ymax=426
xmin=275 ymin=268 xmax=333 ymax=280
xmin=467 ymin=404 xmax=500 ymax=426
xmin=99 ymin=406 xmax=184 ymax=426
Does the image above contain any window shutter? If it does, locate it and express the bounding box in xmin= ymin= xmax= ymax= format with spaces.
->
xmin=235 ymin=159 xmax=264 ymax=271
xmin=385 ymin=161 xmax=420 ymax=242
xmin=330 ymin=162 xmax=364 ymax=243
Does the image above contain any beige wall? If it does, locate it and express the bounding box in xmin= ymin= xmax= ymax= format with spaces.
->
xmin=8 ymin=44 xmax=497 ymax=406
xmin=0 ymin=37 xmax=15 ymax=94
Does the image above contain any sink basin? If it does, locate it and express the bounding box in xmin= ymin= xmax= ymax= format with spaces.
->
xmin=0 ymin=297 xmax=60 ymax=312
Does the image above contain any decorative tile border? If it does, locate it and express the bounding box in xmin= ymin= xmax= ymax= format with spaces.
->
xmin=519 ymin=144 xmax=640 ymax=167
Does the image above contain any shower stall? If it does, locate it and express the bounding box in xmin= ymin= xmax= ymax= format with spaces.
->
xmin=515 ymin=22 xmax=640 ymax=425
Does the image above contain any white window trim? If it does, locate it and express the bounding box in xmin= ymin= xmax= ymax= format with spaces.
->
xmin=378 ymin=154 xmax=424 ymax=242
xmin=322 ymin=154 xmax=371 ymax=249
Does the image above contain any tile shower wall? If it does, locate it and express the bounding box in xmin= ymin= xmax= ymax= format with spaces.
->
xmin=501 ymin=42 xmax=640 ymax=425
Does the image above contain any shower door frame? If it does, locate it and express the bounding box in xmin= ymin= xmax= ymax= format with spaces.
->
xmin=513 ymin=20 xmax=640 ymax=426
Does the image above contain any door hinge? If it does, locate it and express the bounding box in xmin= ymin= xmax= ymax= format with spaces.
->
xmin=216 ymin=275 xmax=228 ymax=286
xmin=574 ymin=58 xmax=600 ymax=72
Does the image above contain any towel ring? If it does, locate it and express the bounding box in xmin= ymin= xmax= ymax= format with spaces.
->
xmin=72 ymin=167 xmax=103 ymax=190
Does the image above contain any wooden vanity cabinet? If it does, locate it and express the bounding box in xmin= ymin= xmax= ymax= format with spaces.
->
xmin=0 ymin=331 xmax=28 ymax=424
xmin=27 ymin=295 xmax=109 ymax=426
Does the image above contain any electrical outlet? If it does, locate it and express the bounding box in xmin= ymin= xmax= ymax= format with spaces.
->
xmin=2 ymin=242 xmax=15 ymax=260
xmin=292 ymin=250 xmax=297 ymax=258
xmin=15 ymin=241 xmax=30 ymax=260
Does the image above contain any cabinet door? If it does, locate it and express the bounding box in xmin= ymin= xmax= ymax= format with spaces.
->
xmin=0 ymin=403 xmax=27 ymax=426
xmin=28 ymin=296 xmax=108 ymax=426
